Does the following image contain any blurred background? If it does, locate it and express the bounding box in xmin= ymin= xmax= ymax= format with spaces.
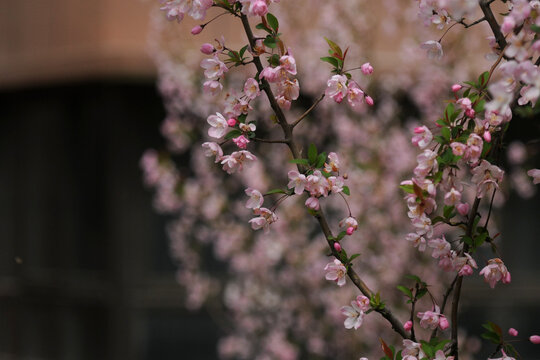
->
xmin=1 ymin=0 xmax=539 ymax=359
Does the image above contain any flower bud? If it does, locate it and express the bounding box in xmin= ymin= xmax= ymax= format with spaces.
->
xmin=251 ymin=0 xmax=268 ymax=16
xmin=508 ymin=328 xmax=518 ymax=337
xmin=361 ymin=62 xmax=374 ymax=75
xmin=530 ymin=335 xmax=540 ymax=344
xmin=227 ymin=118 xmax=237 ymax=127
xmin=365 ymin=95 xmax=374 ymax=106
xmin=458 ymin=264 xmax=473 ymax=277
xmin=333 ymin=242 xmax=342 ymax=252
xmin=483 ymin=130 xmax=491 ymax=143
xmin=439 ymin=316 xmax=449 ymax=330
xmin=200 ymin=43 xmax=215 ymax=55
xmin=404 ymin=320 xmax=413 ymax=331
xmin=451 ymin=84 xmax=462 ymax=92
xmin=346 ymin=227 xmax=355 ymax=236
xmin=191 ymin=25 xmax=203 ymax=35
xmin=457 ymin=203 xmax=469 ymax=216
xmin=305 ymin=196 xmax=320 ymax=211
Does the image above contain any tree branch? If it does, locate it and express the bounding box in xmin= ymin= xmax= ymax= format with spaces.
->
xmin=291 ymin=93 xmax=325 ymax=128
xmin=479 ymin=0 xmax=507 ymax=51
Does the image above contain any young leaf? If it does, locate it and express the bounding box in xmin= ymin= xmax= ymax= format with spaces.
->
xmin=348 ymin=253 xmax=361 ymax=262
xmin=478 ymin=71 xmax=490 ymax=87
xmin=441 ymin=127 xmax=451 ymax=141
xmin=239 ymin=45 xmax=249 ymax=58
xmin=320 ymin=56 xmax=340 ymax=68
xmin=324 ymin=37 xmax=343 ymax=58
xmin=224 ymin=129 xmax=242 ymax=140
xmin=266 ymin=13 xmax=279 ymax=32
xmin=263 ymin=36 xmax=277 ymax=48
xmin=308 ymin=143 xmax=318 ymax=165
xmin=315 ymin=152 xmax=327 ymax=168
xmin=289 ymin=158 xmax=310 ymax=165
xmin=397 ymin=285 xmax=413 ymax=299
xmin=342 ymin=186 xmax=350 ymax=196
xmin=379 ymin=338 xmax=394 ymax=360
xmin=265 ymin=188 xmax=287 ymax=195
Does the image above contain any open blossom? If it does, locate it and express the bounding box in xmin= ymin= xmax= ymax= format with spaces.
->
xmin=471 ymin=160 xmax=504 ymax=198
xmin=220 ymin=150 xmax=257 ymax=174
xmin=411 ymin=126 xmax=433 ymax=149
xmin=305 ymin=170 xmax=330 ymax=197
xmin=528 ymin=169 xmax=540 ymax=184
xmin=207 ymin=113 xmax=228 ymax=138
xmin=243 ymin=78 xmax=260 ymax=100
xmin=339 ymin=216 xmax=358 ymax=230
xmin=201 ymin=142 xmax=223 ymax=162
xmin=444 ymin=187 xmax=461 ymax=206
xmin=325 ymin=75 xmax=348 ymax=103
xmin=434 ymin=350 xmax=454 ymax=360
xmin=428 ymin=236 xmax=451 ymax=258
xmin=414 ymin=149 xmax=438 ymax=178
xmin=239 ymin=0 xmax=270 ymax=17
xmin=420 ymin=40 xmax=443 ymax=60
xmin=324 ymin=152 xmax=340 ymax=173
xmin=360 ymin=62 xmax=373 ymax=75
xmin=245 ymin=188 xmax=264 ymax=209
xmin=287 ymin=170 xmax=306 ymax=194
xmin=305 ymin=196 xmax=320 ymax=210
xmin=417 ymin=305 xmax=441 ymax=330
xmin=412 ymin=213 xmax=433 ymax=238
xmin=402 ymin=339 xmax=425 ymax=358
xmin=233 ymin=135 xmax=250 ymax=149
xmin=203 ymin=80 xmax=223 ymax=95
xmin=406 ymin=232 xmax=426 ymax=252
xmin=279 ymin=55 xmax=297 ymax=75
xmin=249 ymin=207 xmax=277 ymax=233
xmin=324 ymin=259 xmax=347 ymax=287
xmin=340 ymin=299 xmax=365 ymax=329
xmin=201 ymin=56 xmax=228 ymax=80
xmin=346 ymin=81 xmax=365 ymax=108
xmin=479 ymin=258 xmax=511 ymax=288
xmin=328 ymin=176 xmax=345 ymax=193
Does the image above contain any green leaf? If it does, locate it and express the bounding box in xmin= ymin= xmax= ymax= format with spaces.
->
xmin=481 ymin=331 xmax=501 ymax=344
xmin=444 ymin=103 xmax=455 ymax=122
xmin=336 ymin=230 xmax=347 ymax=241
xmin=239 ymin=45 xmax=249 ymax=58
xmin=289 ymin=158 xmax=310 ymax=165
xmin=531 ymin=24 xmax=540 ymax=33
xmin=436 ymin=118 xmax=448 ymax=127
xmin=267 ymin=54 xmax=280 ymax=67
xmin=396 ymin=285 xmax=413 ymax=299
xmin=342 ymin=186 xmax=350 ymax=196
xmin=263 ymin=36 xmax=277 ymax=48
xmin=462 ymin=236 xmax=473 ymax=246
xmin=399 ymin=184 xmax=415 ymax=194
xmin=266 ymin=13 xmax=279 ymax=32
xmin=416 ymin=287 xmax=428 ymax=300
xmin=405 ymin=274 xmax=422 ymax=283
xmin=324 ymin=37 xmax=342 ymax=57
xmin=348 ymin=253 xmax=361 ymax=262
xmin=478 ymin=71 xmax=490 ymax=87
xmin=255 ymin=23 xmax=272 ymax=33
xmin=420 ymin=342 xmax=434 ymax=358
xmin=224 ymin=129 xmax=242 ymax=140
xmin=443 ymin=205 xmax=455 ymax=219
xmin=320 ymin=56 xmax=340 ymax=68
xmin=474 ymin=232 xmax=488 ymax=247
xmin=308 ymin=143 xmax=317 ymax=165
xmin=315 ymin=152 xmax=327 ymax=168
xmin=238 ymin=113 xmax=247 ymax=123
xmin=474 ymin=99 xmax=486 ymax=113
xmin=441 ymin=127 xmax=451 ymax=141
xmin=463 ymin=88 xmax=471 ymax=98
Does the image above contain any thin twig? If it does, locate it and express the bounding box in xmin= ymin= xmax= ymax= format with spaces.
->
xmin=253 ymin=137 xmax=290 ymax=144
xmin=291 ymin=93 xmax=325 ymax=128
xmin=479 ymin=0 xmax=507 ymax=51
xmin=430 ymin=274 xmax=459 ymax=341
xmin=458 ymin=16 xmax=486 ymax=29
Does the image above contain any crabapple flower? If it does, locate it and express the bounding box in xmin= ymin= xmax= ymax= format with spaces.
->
xmin=406 ymin=232 xmax=426 ymax=252
xmin=325 ymin=75 xmax=348 ymax=103
xmin=227 ymin=118 xmax=237 ymax=127
xmin=220 ymin=150 xmax=257 ymax=174
xmin=530 ymin=335 xmax=540 ymax=344
xmin=191 ymin=25 xmax=203 ymax=35
xmin=243 ymin=78 xmax=260 ymax=100
xmin=346 ymin=227 xmax=354 ymax=236
xmin=333 ymin=242 xmax=342 ymax=252
xmin=488 ymin=350 xmax=516 ymax=360
xmin=201 ymin=142 xmax=223 ymax=163
xmin=402 ymin=339 xmax=425 ymax=358
xmin=528 ymin=169 xmax=540 ymax=184
xmin=287 ymin=170 xmax=306 ymax=195
xmin=471 ymin=160 xmax=504 ymax=198
xmin=160 ymin=1 xmax=185 ymax=22
xmin=479 ymin=258 xmax=511 ymax=288
xmin=239 ymin=122 xmax=256 ymax=132
xmin=201 ymin=56 xmax=228 ymax=80
xmin=365 ymin=95 xmax=374 ymax=106
xmin=428 ymin=236 xmax=451 ymax=258
xmin=233 ymin=135 xmax=250 ymax=149
xmin=434 ymin=350 xmax=454 ymax=360
xmin=355 ymin=295 xmax=370 ymax=311
xmin=451 ymin=84 xmax=462 ymax=92
xmin=438 ymin=316 xmax=449 ymax=330
xmin=207 ymin=113 xmax=228 ymax=138
xmin=200 ymin=43 xmax=214 ymax=54
xmin=324 ymin=152 xmax=340 ymax=173
xmin=360 ymin=62 xmax=373 ymax=75
xmin=412 ymin=214 xmax=433 ymax=238
xmin=347 ymin=81 xmax=365 ymax=108
xmin=417 ymin=305 xmax=442 ymax=330
xmin=339 ymin=216 xmax=358 ymax=230
xmin=203 ymin=80 xmax=222 ymax=95
xmin=450 ymin=142 xmax=467 ymax=156
xmin=279 ymin=55 xmax=297 ymax=75
xmin=305 ymin=196 xmax=320 ymax=210
xmin=411 ymin=126 xmax=433 ymax=149
xmin=508 ymin=328 xmax=518 ymax=337
xmin=341 ymin=299 xmax=364 ymax=329
xmin=245 ymin=188 xmax=264 ymax=209
xmin=328 ymin=176 xmax=345 ymax=193
xmin=421 ymin=40 xmax=443 ymax=60
xmin=324 ymin=259 xmax=347 ymax=287
xmin=249 ymin=207 xmax=277 ymax=233
xmin=403 ymin=320 xmax=412 ymax=332
xmin=444 ymin=187 xmax=461 ymax=206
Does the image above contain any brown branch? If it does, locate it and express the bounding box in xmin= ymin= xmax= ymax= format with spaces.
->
xmin=450 ymin=197 xmax=481 ymax=358
xmin=253 ymin=137 xmax=290 ymax=144
xmin=239 ymin=12 xmax=410 ymax=341
xmin=479 ymin=0 xmax=507 ymax=51
xmin=291 ymin=93 xmax=325 ymax=128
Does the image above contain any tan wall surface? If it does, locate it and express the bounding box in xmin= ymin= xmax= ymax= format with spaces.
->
xmin=0 ymin=0 xmax=157 ymax=88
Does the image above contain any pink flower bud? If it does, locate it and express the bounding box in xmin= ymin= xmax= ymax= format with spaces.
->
xmin=361 ymin=62 xmax=374 ymax=75
xmin=404 ymin=320 xmax=413 ymax=331
xmin=530 ymin=335 xmax=540 ymax=344
xmin=251 ymin=0 xmax=268 ymax=16
xmin=333 ymin=242 xmax=342 ymax=252
xmin=508 ymin=328 xmax=518 ymax=337
xmin=305 ymin=196 xmax=320 ymax=211
xmin=457 ymin=203 xmax=469 ymax=216
xmin=365 ymin=95 xmax=374 ymax=106
xmin=232 ymin=135 xmax=249 ymax=149
xmin=465 ymin=108 xmax=475 ymax=118
xmin=191 ymin=25 xmax=203 ymax=35
xmin=333 ymin=93 xmax=344 ymax=103
xmin=346 ymin=227 xmax=354 ymax=236
xmin=227 ymin=118 xmax=237 ymax=127
xmin=200 ymin=43 xmax=215 ymax=54
xmin=458 ymin=264 xmax=473 ymax=277
xmin=414 ymin=126 xmax=425 ymax=134
xmin=439 ymin=316 xmax=449 ymax=330
xmin=483 ymin=131 xmax=491 ymax=142
xmin=451 ymin=84 xmax=462 ymax=92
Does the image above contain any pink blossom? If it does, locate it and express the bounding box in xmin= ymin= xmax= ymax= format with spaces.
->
xmin=160 ymin=2 xmax=185 ymax=22
xmin=406 ymin=232 xmax=426 ymax=252
xmin=233 ymin=135 xmax=250 ymax=149
xmin=420 ymin=40 xmax=443 ymax=60
xmin=333 ymin=242 xmax=342 ymax=252
xmin=365 ymin=95 xmax=374 ymax=106
xmin=249 ymin=207 xmax=277 ymax=233
xmin=346 ymin=227 xmax=354 ymax=235
xmin=200 ymin=43 xmax=215 ymax=54
xmin=305 ymin=196 xmax=320 ymax=210
xmin=220 ymin=150 xmax=257 ymax=174
xmin=508 ymin=328 xmax=518 ymax=337
xmin=479 ymin=258 xmax=511 ymax=288
xmin=324 ymin=259 xmax=347 ymax=287
xmin=227 ymin=118 xmax=237 ymax=127
xmin=287 ymin=170 xmax=306 ymax=195
xmin=450 ymin=142 xmax=467 ymax=156
xmin=339 ymin=216 xmax=358 ymax=230
xmin=324 ymin=152 xmax=340 ymax=173
xmin=202 ymin=80 xmax=222 ymax=95
xmin=191 ymin=25 xmax=203 ymax=35
xmin=245 ymin=188 xmax=264 ymax=209
xmin=451 ymin=84 xmax=462 ymax=92
xmin=355 ymin=295 xmax=370 ymax=312
xmin=428 ymin=236 xmax=451 ymax=258
xmin=530 ymin=335 xmax=540 ymax=344
xmin=471 ymin=160 xmax=504 ymax=198
xmin=340 ymin=299 xmax=364 ymax=329
xmin=457 ymin=202 xmax=469 ymax=216
xmin=200 ymin=56 xmax=228 ymax=80
xmin=403 ymin=320 xmax=413 ymax=331
xmin=411 ymin=126 xmax=433 ymax=149
xmin=325 ymin=75 xmax=348 ymax=103
xmin=402 ymin=339 xmax=425 ymax=358
xmin=347 ymin=82 xmax=365 ymax=108
xmin=417 ymin=305 xmax=441 ymax=330
xmin=279 ymin=55 xmax=297 ymax=75
xmin=239 ymin=122 xmax=256 ymax=132
xmin=260 ymin=66 xmax=281 ymax=82
xmin=207 ymin=113 xmax=228 ymax=138
xmin=438 ymin=316 xmax=449 ymax=330
xmin=360 ymin=62 xmax=373 ymax=75
xmin=527 ymin=169 xmax=540 ymax=184
xmin=201 ymin=142 xmax=223 ymax=163
xmin=444 ymin=187 xmax=461 ymax=206
xmin=328 ymin=176 xmax=344 ymax=193
xmin=243 ymin=78 xmax=260 ymax=100
xmin=501 ymin=16 xmax=516 ymax=35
